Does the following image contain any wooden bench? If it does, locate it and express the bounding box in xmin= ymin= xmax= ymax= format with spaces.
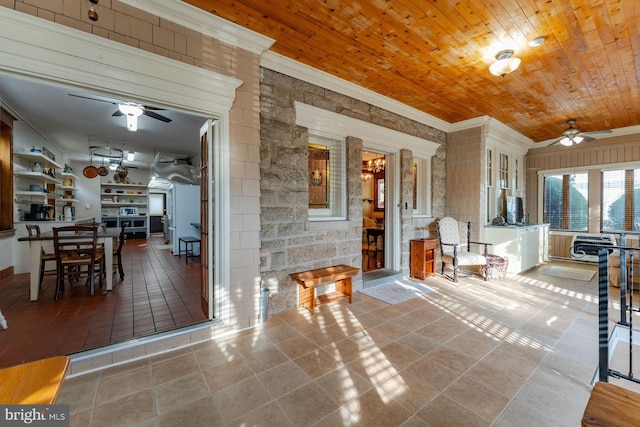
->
xmin=290 ymin=264 xmax=359 ymax=315
xmin=582 ymin=381 xmax=640 ymax=426
xmin=0 ymin=356 xmax=70 ymax=404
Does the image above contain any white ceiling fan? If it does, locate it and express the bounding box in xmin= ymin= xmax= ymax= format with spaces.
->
xmin=552 ymin=119 xmax=612 ymax=146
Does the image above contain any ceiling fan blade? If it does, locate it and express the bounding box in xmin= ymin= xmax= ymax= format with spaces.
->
xmin=68 ymin=93 xmax=119 ymax=105
xmin=112 ymin=109 xmax=124 ymax=117
xmin=579 ymin=135 xmax=595 ymax=143
xmin=143 ymin=109 xmax=172 ymax=123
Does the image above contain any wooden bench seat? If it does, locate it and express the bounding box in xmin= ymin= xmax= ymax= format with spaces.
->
xmin=582 ymin=381 xmax=640 ymax=426
xmin=290 ymin=264 xmax=359 ymax=315
xmin=0 ymin=356 xmax=70 ymax=404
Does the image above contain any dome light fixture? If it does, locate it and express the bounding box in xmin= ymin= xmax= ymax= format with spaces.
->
xmin=489 ymin=49 xmax=521 ymax=77
xmin=528 ymin=37 xmax=546 ymax=47
xmin=118 ymin=103 xmax=143 ymax=132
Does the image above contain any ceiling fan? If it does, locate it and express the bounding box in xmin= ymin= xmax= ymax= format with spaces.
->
xmin=68 ymin=93 xmax=172 ymax=130
xmin=551 ymin=119 xmax=612 ymax=146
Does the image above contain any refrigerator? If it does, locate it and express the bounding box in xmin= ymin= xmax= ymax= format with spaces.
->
xmin=169 ymin=184 xmax=201 ymax=255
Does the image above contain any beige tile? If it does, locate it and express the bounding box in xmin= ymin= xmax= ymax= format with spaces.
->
xmin=151 ymin=353 xmax=201 ymax=385
xmin=276 ymin=334 xmax=319 ymax=359
xmin=463 ymin=360 xmax=527 ymax=398
xmin=342 ymin=387 xmax=412 ymax=426
xmin=243 ymin=344 xmax=289 ymax=373
xmin=425 ymin=345 xmax=478 ymax=376
xmin=153 ymin=372 xmax=211 ymax=416
xmin=256 ymin=360 xmax=312 ymax=398
xmin=261 ymin=322 xmax=301 ymax=343
xmin=95 ymin=365 xmax=152 ymax=404
xmin=294 ymin=348 xmax=341 ymax=379
xmin=395 ymin=332 xmax=440 ymax=355
xmin=377 ymin=372 xmax=439 ymax=413
xmin=346 ymin=351 xmax=401 ymax=386
xmin=324 ymin=337 xmax=372 ymax=364
xmin=193 ymin=342 xmax=239 ymax=370
xmin=227 ymin=401 xmax=294 ymax=426
xmin=275 ymin=382 xmax=339 ymax=425
xmin=92 ymin=389 xmax=156 ymax=427
xmin=213 ymin=376 xmax=273 ymax=423
xmin=57 ymin=378 xmax=98 ymax=414
xmin=158 ymin=397 xmax=223 ymax=427
xmin=69 ymin=408 xmax=93 ymax=427
xmin=402 ymin=357 xmax=461 ymax=392
xmin=314 ymin=366 xmax=373 ymax=404
xmin=201 ymin=356 xmax=254 ymax=392
xmin=367 ymin=321 xmax=411 ymax=341
xmin=443 ymin=376 xmax=511 ymax=421
xmin=417 ymin=395 xmax=491 ymax=426
xmin=416 ymin=315 xmax=471 ymax=343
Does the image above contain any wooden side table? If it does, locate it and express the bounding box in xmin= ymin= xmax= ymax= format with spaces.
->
xmin=410 ymin=238 xmax=437 ymax=279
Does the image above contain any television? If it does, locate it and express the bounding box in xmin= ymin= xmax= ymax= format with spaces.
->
xmin=506 ymin=196 xmax=523 ymax=224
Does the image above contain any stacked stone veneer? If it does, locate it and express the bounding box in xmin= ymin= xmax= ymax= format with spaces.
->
xmin=260 ymin=68 xmax=446 ymax=313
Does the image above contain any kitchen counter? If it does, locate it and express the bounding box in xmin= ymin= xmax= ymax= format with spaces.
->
xmin=484 ymin=224 xmax=549 ymax=274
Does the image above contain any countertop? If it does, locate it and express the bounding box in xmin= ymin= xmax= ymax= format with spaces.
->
xmin=484 ymin=223 xmax=548 ymax=229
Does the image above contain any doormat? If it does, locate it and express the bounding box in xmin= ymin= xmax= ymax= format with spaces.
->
xmin=541 ymin=265 xmax=596 ymax=282
xmin=358 ymin=278 xmax=436 ymax=304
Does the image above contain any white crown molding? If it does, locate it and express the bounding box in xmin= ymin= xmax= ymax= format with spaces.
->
xmin=120 ymin=0 xmax=274 ymax=55
xmin=0 ymin=8 xmax=242 ymax=115
xmin=449 ymin=115 xmax=532 ymax=155
xmin=295 ymin=101 xmax=439 ymax=158
xmin=265 ymin=51 xmax=450 ymax=133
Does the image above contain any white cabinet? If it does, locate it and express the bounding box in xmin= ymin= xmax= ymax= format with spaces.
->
xmin=484 ymin=224 xmax=549 ymax=274
xmin=100 ymin=182 xmax=149 ymax=237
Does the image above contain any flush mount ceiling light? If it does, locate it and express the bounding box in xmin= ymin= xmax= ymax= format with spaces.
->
xmin=528 ymin=37 xmax=546 ymax=47
xmin=118 ymin=103 xmax=143 ymax=131
xmin=489 ymin=49 xmax=521 ymax=77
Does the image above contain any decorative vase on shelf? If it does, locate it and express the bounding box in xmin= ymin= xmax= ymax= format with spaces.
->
xmin=32 ymin=162 xmax=43 ymax=173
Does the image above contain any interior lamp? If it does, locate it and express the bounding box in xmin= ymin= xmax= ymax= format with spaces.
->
xmin=560 ymin=135 xmax=584 ymax=146
xmin=489 ymin=49 xmax=521 ymax=77
xmin=118 ymin=104 xmax=143 ymax=132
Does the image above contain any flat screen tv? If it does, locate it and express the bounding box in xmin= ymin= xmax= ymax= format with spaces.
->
xmin=506 ymin=196 xmax=523 ymax=224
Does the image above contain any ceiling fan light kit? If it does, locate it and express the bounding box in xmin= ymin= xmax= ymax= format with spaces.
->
xmin=489 ymin=49 xmax=521 ymax=77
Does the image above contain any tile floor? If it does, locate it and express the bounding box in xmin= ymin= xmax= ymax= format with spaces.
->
xmin=56 ymin=260 xmax=634 ymax=426
xmin=0 ymin=235 xmax=206 ymax=369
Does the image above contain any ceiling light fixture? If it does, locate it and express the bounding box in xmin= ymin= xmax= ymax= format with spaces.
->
xmin=489 ymin=49 xmax=521 ymax=77
xmin=560 ymin=135 xmax=584 ymax=146
xmin=127 ymin=151 xmax=135 ymax=161
xmin=118 ymin=104 xmax=143 ymax=132
xmin=528 ymin=37 xmax=546 ymax=47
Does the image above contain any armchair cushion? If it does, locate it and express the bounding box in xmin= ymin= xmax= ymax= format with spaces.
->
xmin=442 ymin=251 xmax=487 ymax=266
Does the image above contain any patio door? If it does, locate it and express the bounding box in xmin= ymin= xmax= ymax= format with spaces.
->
xmin=199 ymin=119 xmax=215 ymax=318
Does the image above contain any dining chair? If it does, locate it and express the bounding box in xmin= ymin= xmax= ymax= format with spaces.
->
xmin=25 ymin=224 xmax=56 ymax=289
xmin=52 ymin=225 xmax=105 ymax=300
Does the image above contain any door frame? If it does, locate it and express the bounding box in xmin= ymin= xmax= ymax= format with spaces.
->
xmin=0 ymin=10 xmax=240 ymax=322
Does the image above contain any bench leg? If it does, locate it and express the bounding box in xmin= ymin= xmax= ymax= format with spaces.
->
xmin=299 ymin=284 xmax=315 ymax=315
xmin=336 ymin=278 xmax=353 ymax=304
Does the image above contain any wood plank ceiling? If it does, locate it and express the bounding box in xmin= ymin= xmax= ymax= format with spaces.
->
xmin=183 ymin=0 xmax=640 ymax=143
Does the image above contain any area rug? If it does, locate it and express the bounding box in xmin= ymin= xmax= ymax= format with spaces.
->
xmin=359 ymin=278 xmax=436 ymax=304
xmin=541 ymin=265 xmax=596 ymax=282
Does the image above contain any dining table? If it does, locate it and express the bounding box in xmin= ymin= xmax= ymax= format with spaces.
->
xmin=18 ymin=227 xmax=121 ymax=301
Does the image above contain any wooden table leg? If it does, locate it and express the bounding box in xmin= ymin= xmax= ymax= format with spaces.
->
xmin=298 ymin=283 xmax=315 ymax=315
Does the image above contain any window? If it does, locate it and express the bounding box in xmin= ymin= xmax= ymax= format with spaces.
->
xmin=413 ymin=158 xmax=431 ymax=216
xmin=499 ymin=153 xmax=509 ymax=189
xmin=487 ymin=149 xmax=494 ymax=223
xmin=543 ymin=172 xmax=588 ymax=230
xmin=308 ymin=134 xmax=346 ymax=220
xmin=602 ymin=169 xmax=640 ymax=231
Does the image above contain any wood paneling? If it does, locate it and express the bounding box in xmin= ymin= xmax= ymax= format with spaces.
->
xmin=185 ymin=0 xmax=640 ymax=142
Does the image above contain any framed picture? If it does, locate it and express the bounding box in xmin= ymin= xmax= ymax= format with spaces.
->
xmin=374 ymin=177 xmax=385 ymax=211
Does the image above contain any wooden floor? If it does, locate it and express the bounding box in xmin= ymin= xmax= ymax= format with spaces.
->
xmin=0 ymin=234 xmax=207 ymax=370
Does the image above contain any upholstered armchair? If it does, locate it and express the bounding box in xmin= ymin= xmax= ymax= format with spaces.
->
xmin=437 ymin=217 xmax=491 ymax=282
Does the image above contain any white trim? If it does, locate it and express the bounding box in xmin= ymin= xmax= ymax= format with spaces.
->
xmin=266 ymin=52 xmax=449 ymax=133
xmin=295 ymin=102 xmax=440 ymax=158
xmin=451 ymin=115 xmax=532 ymax=155
xmin=0 ymin=9 xmax=242 ymax=114
xmin=120 ymin=0 xmax=275 ymax=56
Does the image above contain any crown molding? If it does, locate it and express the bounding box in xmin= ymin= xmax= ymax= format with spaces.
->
xmin=119 ymin=0 xmax=274 ymax=55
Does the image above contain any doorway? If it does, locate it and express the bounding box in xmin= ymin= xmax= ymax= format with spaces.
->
xmin=362 ymin=151 xmax=386 ymax=272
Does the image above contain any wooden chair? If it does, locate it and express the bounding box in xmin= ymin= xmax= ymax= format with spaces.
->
xmin=25 ymin=224 xmax=56 ymax=289
xmin=96 ymin=221 xmax=128 ymax=281
xmin=52 ymin=225 xmax=105 ymax=300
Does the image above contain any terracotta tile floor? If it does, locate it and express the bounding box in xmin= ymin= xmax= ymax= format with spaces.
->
xmin=57 ymin=261 xmax=636 ymax=426
xmin=0 ymin=235 xmax=207 ymax=369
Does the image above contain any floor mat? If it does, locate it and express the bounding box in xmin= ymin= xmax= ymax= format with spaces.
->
xmin=541 ymin=265 xmax=596 ymax=282
xmin=358 ymin=278 xmax=436 ymax=304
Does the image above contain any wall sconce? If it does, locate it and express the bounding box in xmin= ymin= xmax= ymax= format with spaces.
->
xmin=489 ymin=49 xmax=521 ymax=77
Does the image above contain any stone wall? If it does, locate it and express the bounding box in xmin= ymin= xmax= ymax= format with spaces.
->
xmin=259 ymin=68 xmax=446 ymax=313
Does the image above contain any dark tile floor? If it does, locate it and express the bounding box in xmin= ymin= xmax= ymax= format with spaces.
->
xmin=0 ymin=234 xmax=206 ymax=369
